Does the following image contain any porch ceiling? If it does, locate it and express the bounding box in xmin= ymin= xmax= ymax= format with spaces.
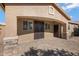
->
xmin=17 ymin=16 xmax=66 ymax=25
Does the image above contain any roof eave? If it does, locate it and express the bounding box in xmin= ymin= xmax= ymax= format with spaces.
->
xmin=3 ymin=3 xmax=71 ymax=20
xmin=53 ymin=3 xmax=71 ymax=20
xmin=0 ymin=3 xmax=5 ymax=11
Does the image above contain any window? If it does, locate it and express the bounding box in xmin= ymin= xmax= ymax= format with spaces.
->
xmin=45 ymin=23 xmax=50 ymax=30
xmin=68 ymin=24 xmax=70 ymax=30
xmin=23 ymin=20 xmax=33 ymax=30
xmin=28 ymin=21 xmax=33 ymax=30
xmin=45 ymin=23 xmax=47 ymax=29
xmin=48 ymin=6 xmax=54 ymax=15
xmin=23 ymin=21 xmax=28 ymax=30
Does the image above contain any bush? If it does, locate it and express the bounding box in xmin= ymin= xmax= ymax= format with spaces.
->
xmin=21 ymin=47 xmax=79 ymax=56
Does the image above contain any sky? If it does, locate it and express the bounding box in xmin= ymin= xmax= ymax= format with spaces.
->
xmin=59 ymin=3 xmax=79 ymax=22
xmin=0 ymin=6 xmax=5 ymax=24
xmin=0 ymin=3 xmax=79 ymax=24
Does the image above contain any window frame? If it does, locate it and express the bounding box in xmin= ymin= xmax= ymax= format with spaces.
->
xmin=23 ymin=20 xmax=33 ymax=30
xmin=45 ymin=23 xmax=50 ymax=30
xmin=28 ymin=21 xmax=33 ymax=30
xmin=23 ymin=21 xmax=28 ymax=30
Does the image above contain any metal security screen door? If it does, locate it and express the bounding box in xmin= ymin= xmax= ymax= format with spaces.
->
xmin=54 ymin=24 xmax=59 ymax=37
xmin=34 ymin=21 xmax=44 ymax=39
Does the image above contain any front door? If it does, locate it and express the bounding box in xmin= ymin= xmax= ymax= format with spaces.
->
xmin=54 ymin=24 xmax=59 ymax=37
xmin=34 ymin=21 xmax=44 ymax=39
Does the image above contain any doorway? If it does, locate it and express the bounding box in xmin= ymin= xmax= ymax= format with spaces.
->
xmin=34 ymin=21 xmax=44 ymax=39
xmin=53 ymin=24 xmax=59 ymax=37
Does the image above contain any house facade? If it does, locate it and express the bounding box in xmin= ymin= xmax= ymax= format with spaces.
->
xmin=1 ymin=3 xmax=72 ymax=55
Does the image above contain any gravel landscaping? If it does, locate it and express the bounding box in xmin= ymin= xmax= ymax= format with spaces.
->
xmin=18 ymin=37 xmax=79 ymax=56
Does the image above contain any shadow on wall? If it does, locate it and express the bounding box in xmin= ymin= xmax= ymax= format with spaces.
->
xmin=17 ymin=18 xmax=54 ymax=39
xmin=21 ymin=47 xmax=79 ymax=56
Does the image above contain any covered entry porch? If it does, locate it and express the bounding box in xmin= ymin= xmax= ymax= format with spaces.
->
xmin=34 ymin=20 xmax=66 ymax=39
xmin=17 ymin=16 xmax=67 ymax=40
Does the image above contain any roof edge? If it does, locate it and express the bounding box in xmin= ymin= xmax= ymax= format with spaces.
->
xmin=3 ymin=3 xmax=71 ymax=20
xmin=53 ymin=3 xmax=71 ymax=20
xmin=0 ymin=3 xmax=5 ymax=9
xmin=69 ymin=22 xmax=79 ymax=25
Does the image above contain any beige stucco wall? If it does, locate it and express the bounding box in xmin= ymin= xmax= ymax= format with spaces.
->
xmin=5 ymin=4 xmax=69 ymax=37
